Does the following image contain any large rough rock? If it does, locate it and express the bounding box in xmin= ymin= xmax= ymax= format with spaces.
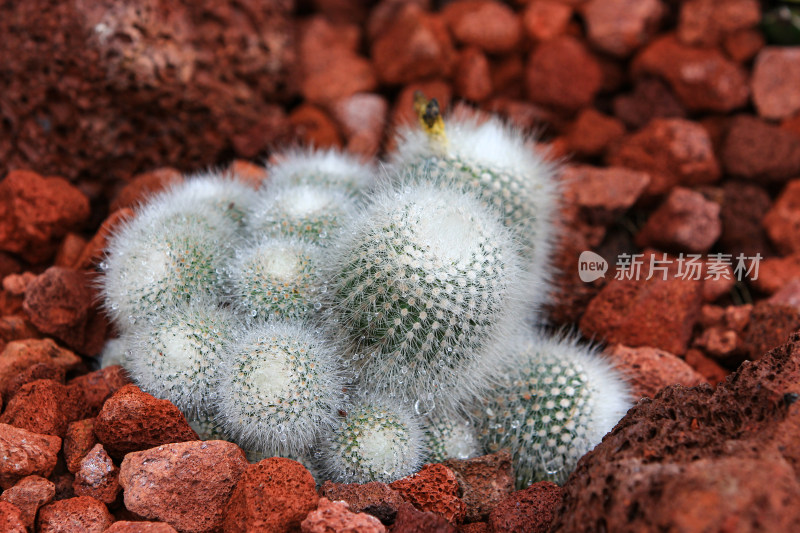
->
xmin=37 ymin=496 xmax=113 ymax=533
xmin=0 ymin=0 xmax=296 ymax=189
xmin=389 ymin=464 xmax=466 ymax=525
xmin=119 ymin=440 xmax=248 ymax=533
xmin=0 ymin=423 xmax=61 ymax=489
xmin=0 ymin=475 xmax=56 ymax=530
xmin=552 ymin=332 xmax=800 ymax=532
xmin=442 ymin=451 xmax=514 ymax=524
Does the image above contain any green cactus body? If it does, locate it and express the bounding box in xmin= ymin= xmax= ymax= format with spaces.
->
xmin=246 ymin=183 xmax=356 ymax=245
xmin=216 ymin=320 xmax=346 ymax=456
xmin=102 ymin=208 xmax=237 ymax=332
xmin=126 ymin=301 xmax=238 ymax=417
xmin=319 ymin=397 xmax=425 ymax=484
xmin=423 ymin=410 xmax=482 ymax=462
xmin=328 ymin=182 xmax=524 ymax=408
xmin=477 ymin=332 xmax=629 ymax=488
xmin=226 ymin=238 xmax=324 ymax=321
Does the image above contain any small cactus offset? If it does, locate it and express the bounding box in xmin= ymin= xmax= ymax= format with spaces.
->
xmin=125 ymin=300 xmax=239 ymax=418
xmin=326 ymin=180 xmax=526 ymax=408
xmin=246 ymin=182 xmax=357 ymax=244
xmin=423 ymin=410 xmax=482 ymax=462
xmin=216 ymin=319 xmax=348 ymax=456
xmin=476 ymin=331 xmax=630 ymax=488
xmin=269 ymin=147 xmax=376 ymax=195
xmin=225 ymin=237 xmax=325 ymax=321
xmin=318 ymin=395 xmax=426 ymax=484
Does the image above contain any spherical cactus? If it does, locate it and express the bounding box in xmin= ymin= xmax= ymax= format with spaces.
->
xmin=270 ymin=147 xmax=376 ymax=195
xmin=390 ymin=114 xmax=560 ymax=306
xmin=188 ymin=413 xmax=230 ymax=441
xmin=318 ymin=395 xmax=426 ymax=484
xmin=246 ymin=183 xmax=357 ymax=245
xmin=99 ymin=336 xmax=130 ymax=369
xmin=326 ymin=181 xmax=526 ymax=408
xmin=225 ymin=237 xmax=325 ymax=321
xmin=423 ymin=410 xmax=482 ymax=462
xmin=216 ymin=320 xmax=347 ymax=456
xmin=101 ymin=200 xmax=238 ymax=331
xmin=476 ymin=331 xmax=630 ymax=488
xmin=165 ymin=171 xmax=258 ymax=225
xmin=124 ymin=300 xmax=239 ymax=417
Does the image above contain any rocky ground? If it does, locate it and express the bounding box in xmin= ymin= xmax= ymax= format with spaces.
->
xmin=1 ymin=0 xmax=800 ymax=531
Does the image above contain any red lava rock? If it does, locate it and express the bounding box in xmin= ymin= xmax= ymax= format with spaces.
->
xmin=0 ymin=475 xmax=55 ymax=530
xmin=526 ymin=36 xmax=602 ymax=112
xmin=73 ymin=443 xmax=121 ymax=505
xmin=54 ymin=233 xmax=88 ymax=268
xmin=722 ymin=115 xmax=800 ymax=182
xmin=633 ymin=35 xmax=749 ymax=113
xmin=392 ymin=80 xmax=452 ymax=128
xmin=444 ymin=1 xmax=522 ymax=54
xmin=2 ymin=272 xmax=36 ymax=297
xmin=606 ymin=118 xmax=719 ymax=196
xmin=441 ymin=450 xmax=513 ymax=524
xmin=552 ymin=332 xmax=800 ymax=532
xmin=769 ymin=279 xmax=800 ymax=313
xmin=458 ymin=523 xmax=488 ymax=533
xmin=0 ymin=379 xmax=73 ymax=437
xmin=319 ymin=481 xmax=406 ymax=525
xmin=23 ymin=267 xmax=107 ymax=355
xmin=390 ymin=464 xmax=465 ymax=525
xmin=301 ymin=498 xmax=386 ymax=533
xmin=371 ymin=4 xmax=455 ymax=85
xmin=331 ymin=93 xmax=388 ymax=159
xmin=582 ymin=0 xmax=665 ymax=57
xmin=3 ymin=362 xmax=66 ymax=404
xmin=74 ymin=208 xmax=135 ymax=270
xmin=753 ymin=254 xmax=800 ymax=295
xmin=522 ymin=1 xmax=572 ymax=42
xmin=764 ymin=180 xmax=800 ymax=255
xmin=93 ymin=385 xmax=198 ymax=460
xmin=110 ymin=168 xmax=183 ymax=212
xmin=612 ymin=78 xmax=686 ymax=129
xmin=64 ymin=419 xmax=98 ymax=474
xmin=718 ymin=181 xmax=773 ymax=257
xmin=52 ymin=473 xmax=76 ymax=502
xmin=454 ymin=47 xmax=492 ymax=103
xmin=487 ymin=481 xmax=562 ymax=533
xmin=740 ymin=302 xmax=800 ymax=361
xmin=390 ymin=503 xmax=457 ymax=533
xmin=66 ymin=365 xmax=131 ymax=420
xmin=694 ymin=327 xmax=742 ymax=362
xmin=289 ymin=105 xmax=344 ymax=149
xmin=367 ymin=0 xmax=431 ymax=42
xmin=683 ymin=348 xmax=729 ymax=386
xmin=677 ymin=0 xmax=760 ymax=46
xmin=0 ymin=315 xmax=41 ymax=350
xmin=606 ymin=344 xmax=708 ymax=399
xmin=581 ymin=276 xmax=702 ymax=356
xmin=300 ymin=17 xmax=377 ymax=106
xmin=37 ymin=496 xmax=113 ymax=533
xmin=635 ymin=187 xmax=721 ymax=253
xmin=489 ymin=55 xmax=525 ymax=100
xmin=120 ymin=440 xmax=247 ymax=533
xmin=106 ymin=522 xmax=179 ymax=533
xmin=0 ymin=423 xmax=61 ymax=489
xmin=0 ymin=338 xmax=80 ymax=400
xmin=722 ymin=28 xmax=765 ymax=63
xmin=225 ymin=160 xmax=266 ymax=190
xmin=564 ymin=109 xmax=626 ymax=158
xmin=0 ymin=170 xmax=90 ymax=263
xmin=224 ymin=457 xmax=318 ymax=533
xmin=561 ymin=165 xmax=650 ymax=226
xmin=0 ymin=502 xmax=26 ymax=532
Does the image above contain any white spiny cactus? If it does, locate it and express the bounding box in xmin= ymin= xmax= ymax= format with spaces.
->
xmin=101 ymin=200 xmax=237 ymax=332
xmin=99 ymin=336 xmax=130 ymax=369
xmin=166 ymin=171 xmax=258 ymax=225
xmin=125 ymin=300 xmax=239 ymax=417
xmin=246 ymin=182 xmax=357 ymax=245
xmin=477 ymin=331 xmax=630 ymax=488
xmin=216 ymin=320 xmax=347 ymax=456
xmin=326 ymin=181 xmax=526 ymax=408
xmin=318 ymin=395 xmax=426 ymax=484
xmin=390 ymin=114 xmax=559 ymax=307
xmin=225 ymin=237 xmax=325 ymax=321
xmin=423 ymin=410 xmax=482 ymax=462
xmin=269 ymin=147 xmax=376 ymax=195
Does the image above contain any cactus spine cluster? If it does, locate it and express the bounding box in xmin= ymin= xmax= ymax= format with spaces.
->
xmin=101 ymin=101 xmax=630 ymax=487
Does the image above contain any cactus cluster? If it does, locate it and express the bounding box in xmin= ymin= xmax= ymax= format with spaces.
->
xmin=101 ymin=102 xmax=630 ymax=487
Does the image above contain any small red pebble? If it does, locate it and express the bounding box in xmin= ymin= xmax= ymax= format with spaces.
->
xmin=0 ymin=501 xmax=26 ymax=532
xmin=454 ymin=47 xmax=492 ymax=103
xmin=526 ymin=36 xmax=603 ymax=112
xmin=73 ymin=443 xmax=121 ymax=505
xmin=444 ymin=0 xmax=522 ymax=54
xmin=0 ymin=423 xmax=61 ymax=489
xmin=636 ymin=187 xmax=722 ymax=254
xmin=289 ymin=105 xmax=344 ymax=149
xmin=488 ymin=481 xmax=563 ymax=533
xmin=301 ymin=498 xmax=385 ymax=533
xmin=0 ymin=475 xmax=55 ymax=530
xmin=63 ymin=419 xmax=98 ymax=474
xmin=582 ymin=0 xmax=665 ymax=57
xmin=606 ymin=344 xmax=708 ymax=399
xmin=522 ymin=1 xmax=572 ymax=42
xmin=390 ymin=464 xmax=466 ymax=525
xmin=110 ymin=168 xmax=183 ymax=212
xmin=0 ymin=379 xmax=74 ymax=437
xmin=764 ymin=180 xmax=800 ymax=255
xmin=37 ymin=496 xmax=113 ymax=533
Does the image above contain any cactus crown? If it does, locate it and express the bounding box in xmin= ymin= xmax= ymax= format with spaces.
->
xmin=269 ymin=147 xmax=376 ymax=195
xmin=318 ymin=395 xmax=426 ymax=484
xmin=168 ymin=171 xmax=258 ymax=225
xmin=326 ymin=179 xmax=524 ymax=408
xmin=216 ymin=320 xmax=347 ymax=456
xmin=477 ymin=331 xmax=630 ymax=488
xmin=423 ymin=409 xmax=481 ymax=462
